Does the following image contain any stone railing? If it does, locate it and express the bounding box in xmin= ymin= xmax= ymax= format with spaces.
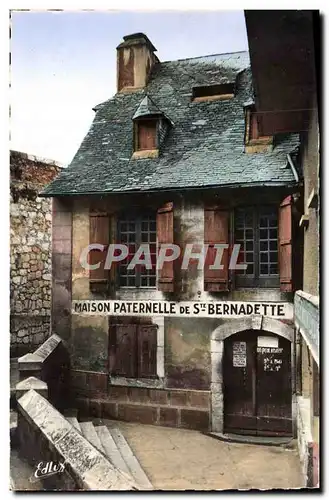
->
xmin=294 ymin=290 xmax=319 ymax=365
xmin=18 ymin=334 xmax=70 ymax=411
xmin=17 ymin=389 xmax=136 ymax=491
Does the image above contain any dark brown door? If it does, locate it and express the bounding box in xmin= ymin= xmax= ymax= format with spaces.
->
xmin=224 ymin=330 xmax=292 ymax=436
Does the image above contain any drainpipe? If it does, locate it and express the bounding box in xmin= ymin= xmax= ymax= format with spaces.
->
xmin=287 ymin=153 xmax=299 ymax=183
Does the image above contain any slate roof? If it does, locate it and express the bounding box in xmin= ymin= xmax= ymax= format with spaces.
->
xmin=132 ymin=95 xmax=163 ymax=120
xmin=41 ymin=50 xmax=300 ymax=197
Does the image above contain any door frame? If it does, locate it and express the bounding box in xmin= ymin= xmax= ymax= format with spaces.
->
xmin=210 ymin=315 xmax=296 ymax=436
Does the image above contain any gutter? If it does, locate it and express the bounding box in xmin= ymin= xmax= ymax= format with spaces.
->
xmin=287 ymin=153 xmax=299 ymax=183
xmin=39 ymin=181 xmax=298 ymax=198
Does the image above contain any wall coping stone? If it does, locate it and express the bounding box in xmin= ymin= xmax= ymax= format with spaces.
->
xmin=16 ymin=376 xmax=48 ymax=399
xmin=34 ymin=334 xmax=63 ymax=361
xmin=18 ymin=352 xmax=43 ymax=371
xmin=17 ymin=389 xmax=137 ymax=491
xmin=295 ymin=290 xmax=319 ymax=308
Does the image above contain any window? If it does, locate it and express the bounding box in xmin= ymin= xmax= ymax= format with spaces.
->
xmin=109 ymin=322 xmax=158 ymax=379
xmin=245 ymin=107 xmax=273 ymax=153
xmin=118 ymin=213 xmax=156 ymax=288
xmin=235 ymin=206 xmax=279 ymax=287
xmin=136 ymin=120 xmax=157 ymax=151
xmin=192 ymin=83 xmax=235 ymax=102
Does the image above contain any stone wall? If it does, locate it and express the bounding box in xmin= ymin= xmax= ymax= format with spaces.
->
xmin=10 ymin=151 xmax=62 ymax=356
xmin=17 ymin=389 xmax=136 ymax=490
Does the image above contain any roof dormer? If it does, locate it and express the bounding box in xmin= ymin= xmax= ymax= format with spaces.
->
xmin=132 ymin=96 xmax=172 ymax=159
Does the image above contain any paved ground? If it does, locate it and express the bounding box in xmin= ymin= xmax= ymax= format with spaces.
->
xmin=103 ymin=420 xmax=304 ymax=491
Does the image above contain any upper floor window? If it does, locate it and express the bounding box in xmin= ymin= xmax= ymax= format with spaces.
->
xmin=132 ymin=95 xmax=172 ymax=159
xmin=192 ymin=83 xmax=235 ymax=103
xmin=136 ymin=119 xmax=157 ymax=151
xmin=118 ymin=213 xmax=157 ymax=288
xmin=245 ymin=107 xmax=273 ymax=153
xmin=235 ymin=206 xmax=279 ymax=288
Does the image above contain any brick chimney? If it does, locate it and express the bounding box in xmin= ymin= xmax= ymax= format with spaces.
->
xmin=116 ymin=33 xmax=159 ymax=92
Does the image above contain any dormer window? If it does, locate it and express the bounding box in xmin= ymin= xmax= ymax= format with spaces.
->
xmin=132 ymin=95 xmax=172 ymax=159
xmin=192 ymin=83 xmax=235 ymax=102
xmin=245 ymin=106 xmax=273 ymax=153
xmin=136 ymin=119 xmax=157 ymax=151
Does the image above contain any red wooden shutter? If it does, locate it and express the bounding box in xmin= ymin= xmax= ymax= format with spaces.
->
xmin=137 ymin=324 xmax=157 ymax=378
xmin=204 ymin=205 xmax=230 ymax=292
xmin=112 ymin=324 xmax=137 ymax=377
xmin=279 ymin=195 xmax=293 ymax=292
xmin=138 ymin=120 xmax=157 ymax=150
xmin=89 ymin=212 xmax=109 ymax=284
xmin=157 ymin=202 xmax=174 ymax=292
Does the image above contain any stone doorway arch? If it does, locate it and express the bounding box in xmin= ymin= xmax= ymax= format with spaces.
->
xmin=210 ymin=315 xmax=295 ymax=435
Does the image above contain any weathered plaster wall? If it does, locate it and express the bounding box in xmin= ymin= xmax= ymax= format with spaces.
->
xmin=69 ymin=191 xmax=293 ymax=389
xmin=165 ymin=317 xmax=220 ymax=390
xmin=10 ymin=151 xmax=62 ymax=356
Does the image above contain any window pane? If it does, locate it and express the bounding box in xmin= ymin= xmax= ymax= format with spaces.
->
xmin=118 ymin=214 xmax=156 ymax=288
xmin=269 ymin=240 xmax=278 ymax=251
xmin=246 ymin=263 xmax=254 ymax=275
xmin=235 ymin=209 xmax=254 ymax=276
xmin=260 ymin=240 xmax=268 ymax=251
xmin=260 ymin=252 xmax=268 ymax=263
xmin=260 ymin=264 xmax=268 ymax=275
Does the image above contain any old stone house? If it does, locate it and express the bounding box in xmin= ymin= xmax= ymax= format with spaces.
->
xmin=10 ymin=150 xmax=62 ymax=356
xmin=41 ymin=33 xmax=303 ymax=436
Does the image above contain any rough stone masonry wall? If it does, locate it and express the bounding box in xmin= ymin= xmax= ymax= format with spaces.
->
xmin=10 ymin=151 xmax=62 ymax=356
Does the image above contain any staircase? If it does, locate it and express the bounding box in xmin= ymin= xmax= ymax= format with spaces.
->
xmin=64 ymin=412 xmax=152 ymax=490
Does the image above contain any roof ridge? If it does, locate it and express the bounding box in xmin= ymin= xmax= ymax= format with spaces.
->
xmin=161 ymin=50 xmax=249 ymax=64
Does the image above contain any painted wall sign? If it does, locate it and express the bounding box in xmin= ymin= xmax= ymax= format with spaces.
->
xmin=257 ymin=336 xmax=279 ymax=348
xmin=72 ymin=300 xmax=294 ymax=319
xmin=263 ymin=356 xmax=283 ymax=372
xmin=233 ymin=341 xmax=247 ymax=367
xmin=257 ymin=347 xmax=283 ymax=354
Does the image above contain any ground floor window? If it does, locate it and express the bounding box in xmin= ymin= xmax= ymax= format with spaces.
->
xmin=109 ymin=322 xmax=158 ymax=378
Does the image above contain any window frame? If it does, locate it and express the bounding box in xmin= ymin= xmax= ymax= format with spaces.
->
xmin=117 ymin=212 xmax=157 ymax=289
xmin=234 ymin=205 xmax=280 ymax=288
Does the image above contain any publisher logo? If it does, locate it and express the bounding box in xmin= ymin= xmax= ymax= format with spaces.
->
xmin=30 ymin=461 xmax=65 ymax=483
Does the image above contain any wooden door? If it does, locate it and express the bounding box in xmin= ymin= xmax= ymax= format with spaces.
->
xmin=224 ymin=331 xmax=257 ymax=434
xmin=256 ymin=335 xmax=292 ymax=435
xmin=224 ymin=331 xmax=292 ymax=436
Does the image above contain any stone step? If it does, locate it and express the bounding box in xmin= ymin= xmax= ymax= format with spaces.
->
xmin=79 ymin=421 xmax=105 ymax=454
xmin=95 ymin=426 xmax=132 ymax=478
xmin=109 ymin=428 xmax=153 ymax=490
xmin=66 ymin=416 xmax=81 ymax=432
